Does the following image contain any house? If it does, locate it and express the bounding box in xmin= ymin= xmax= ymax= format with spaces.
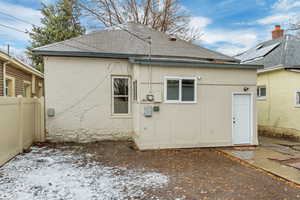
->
xmin=33 ymin=23 xmax=261 ymax=149
xmin=0 ymin=51 xmax=44 ymax=98
xmin=236 ymin=25 xmax=300 ymax=140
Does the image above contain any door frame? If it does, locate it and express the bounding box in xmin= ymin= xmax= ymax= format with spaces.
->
xmin=231 ymin=92 xmax=254 ymax=145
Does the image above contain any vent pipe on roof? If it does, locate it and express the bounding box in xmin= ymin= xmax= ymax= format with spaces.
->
xmin=168 ymin=35 xmax=177 ymax=41
xmin=272 ymin=25 xmax=284 ymax=39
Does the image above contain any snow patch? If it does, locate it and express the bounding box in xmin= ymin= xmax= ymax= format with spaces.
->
xmin=0 ymin=147 xmax=169 ymax=200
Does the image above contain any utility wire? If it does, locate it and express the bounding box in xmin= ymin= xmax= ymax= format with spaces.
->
xmin=0 ymin=11 xmax=37 ymax=26
xmin=0 ymin=23 xmax=27 ymax=33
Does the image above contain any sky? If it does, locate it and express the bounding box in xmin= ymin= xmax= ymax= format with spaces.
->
xmin=0 ymin=0 xmax=300 ymax=58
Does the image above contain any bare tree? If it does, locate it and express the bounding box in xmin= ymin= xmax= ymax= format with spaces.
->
xmin=79 ymin=0 xmax=201 ymax=41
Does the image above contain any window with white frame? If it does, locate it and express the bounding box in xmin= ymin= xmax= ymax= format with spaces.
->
xmin=295 ymin=91 xmax=300 ymax=107
xmin=112 ymin=76 xmax=130 ymax=114
xmin=165 ymin=77 xmax=197 ymax=103
xmin=23 ymin=81 xmax=32 ymax=98
xmin=5 ymin=76 xmax=15 ymax=97
xmin=257 ymin=86 xmax=266 ymax=99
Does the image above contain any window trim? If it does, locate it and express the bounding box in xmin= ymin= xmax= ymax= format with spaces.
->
xmin=111 ymin=76 xmax=131 ymax=116
xmin=164 ymin=76 xmax=197 ymax=104
xmin=5 ymin=76 xmax=15 ymax=97
xmin=23 ymin=80 xmax=32 ymax=98
xmin=132 ymin=80 xmax=138 ymax=102
xmin=257 ymin=85 xmax=267 ymax=100
xmin=295 ymin=90 xmax=300 ymax=108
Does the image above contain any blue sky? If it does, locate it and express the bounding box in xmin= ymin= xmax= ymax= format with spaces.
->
xmin=0 ymin=0 xmax=300 ymax=58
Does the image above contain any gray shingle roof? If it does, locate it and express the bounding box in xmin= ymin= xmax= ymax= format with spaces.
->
xmin=235 ymin=34 xmax=300 ymax=68
xmin=33 ymin=23 xmax=237 ymax=62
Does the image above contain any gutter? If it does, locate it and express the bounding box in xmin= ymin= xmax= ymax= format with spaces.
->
xmin=129 ymin=57 xmax=263 ymax=70
xmin=32 ymin=50 xmax=239 ymax=63
xmin=3 ymin=61 xmax=10 ymax=96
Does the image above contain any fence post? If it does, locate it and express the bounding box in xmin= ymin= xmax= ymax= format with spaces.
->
xmin=33 ymin=97 xmax=39 ymax=142
xmin=17 ymin=95 xmax=24 ymax=153
xmin=40 ymin=97 xmax=45 ymax=142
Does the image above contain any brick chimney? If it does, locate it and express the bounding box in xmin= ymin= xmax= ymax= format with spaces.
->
xmin=272 ymin=25 xmax=284 ymax=39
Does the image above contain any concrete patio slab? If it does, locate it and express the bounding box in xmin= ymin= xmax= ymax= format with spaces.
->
xmin=220 ymin=136 xmax=300 ymax=185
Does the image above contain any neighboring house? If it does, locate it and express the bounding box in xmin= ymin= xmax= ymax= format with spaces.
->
xmin=33 ymin=23 xmax=261 ymax=150
xmin=236 ymin=25 xmax=300 ymax=139
xmin=0 ymin=51 xmax=44 ymax=98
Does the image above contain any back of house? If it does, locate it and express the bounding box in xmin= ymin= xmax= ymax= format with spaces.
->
xmin=34 ymin=22 xmax=261 ymax=149
xmin=236 ymin=25 xmax=300 ymax=140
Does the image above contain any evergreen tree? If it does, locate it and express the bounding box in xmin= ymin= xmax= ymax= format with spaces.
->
xmin=27 ymin=0 xmax=85 ymax=72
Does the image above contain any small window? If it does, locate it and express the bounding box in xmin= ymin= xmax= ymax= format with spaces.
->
xmin=112 ymin=76 xmax=130 ymax=115
xmin=38 ymin=83 xmax=43 ymax=98
xmin=5 ymin=76 xmax=15 ymax=97
xmin=23 ymin=81 xmax=32 ymax=98
xmin=295 ymin=91 xmax=300 ymax=107
xmin=133 ymin=80 xmax=137 ymax=101
xmin=165 ymin=77 xmax=197 ymax=103
xmin=257 ymin=86 xmax=266 ymax=99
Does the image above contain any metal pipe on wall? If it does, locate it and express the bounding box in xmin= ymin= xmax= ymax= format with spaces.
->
xmin=3 ymin=61 xmax=10 ymax=96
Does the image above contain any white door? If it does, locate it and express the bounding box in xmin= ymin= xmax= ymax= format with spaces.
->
xmin=232 ymin=94 xmax=252 ymax=145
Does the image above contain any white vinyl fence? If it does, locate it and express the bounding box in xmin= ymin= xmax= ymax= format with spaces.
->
xmin=0 ymin=96 xmax=45 ymax=166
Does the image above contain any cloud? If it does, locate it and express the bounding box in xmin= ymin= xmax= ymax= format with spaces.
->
xmin=255 ymin=0 xmax=300 ymax=25
xmin=273 ymin=0 xmax=300 ymax=11
xmin=0 ymin=1 xmax=42 ymax=41
xmin=189 ymin=16 xmax=212 ymax=30
xmin=199 ymin=29 xmax=259 ymax=56
xmin=257 ymin=13 xmax=298 ymax=24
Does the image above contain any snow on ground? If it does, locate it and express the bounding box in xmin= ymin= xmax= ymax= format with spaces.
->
xmin=0 ymin=146 xmax=169 ymax=200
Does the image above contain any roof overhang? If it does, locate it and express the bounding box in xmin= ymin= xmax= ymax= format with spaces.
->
xmin=0 ymin=52 xmax=44 ymax=78
xmin=257 ymin=64 xmax=300 ymax=74
xmin=129 ymin=57 xmax=263 ymax=70
xmin=32 ymin=50 xmax=239 ymax=63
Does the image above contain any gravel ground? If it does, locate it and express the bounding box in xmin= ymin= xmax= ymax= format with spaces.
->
xmin=0 ymin=141 xmax=300 ymax=200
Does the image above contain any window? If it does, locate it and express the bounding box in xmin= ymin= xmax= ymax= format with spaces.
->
xmin=133 ymin=80 xmax=137 ymax=101
xmin=165 ymin=77 xmax=197 ymax=103
xmin=23 ymin=81 xmax=32 ymax=98
xmin=257 ymin=86 xmax=266 ymax=99
xmin=112 ymin=76 xmax=130 ymax=115
xmin=38 ymin=83 xmax=43 ymax=98
xmin=295 ymin=91 xmax=300 ymax=107
xmin=5 ymin=76 xmax=15 ymax=97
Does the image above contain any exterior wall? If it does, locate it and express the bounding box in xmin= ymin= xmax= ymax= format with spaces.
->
xmin=133 ymin=65 xmax=258 ymax=149
xmin=257 ymin=69 xmax=300 ymax=139
xmin=44 ymin=56 xmax=258 ymax=147
xmin=44 ymin=57 xmax=133 ymax=142
xmin=0 ymin=62 xmax=44 ymax=97
xmin=0 ymin=63 xmax=3 ymax=95
xmin=6 ymin=65 xmax=32 ymax=96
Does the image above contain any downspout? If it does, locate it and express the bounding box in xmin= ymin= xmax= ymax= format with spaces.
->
xmin=2 ymin=61 xmax=10 ymax=96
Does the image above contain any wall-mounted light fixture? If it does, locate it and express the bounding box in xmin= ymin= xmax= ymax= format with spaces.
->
xmin=243 ymin=87 xmax=249 ymax=92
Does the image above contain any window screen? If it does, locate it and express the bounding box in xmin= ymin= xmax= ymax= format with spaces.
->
xmin=165 ymin=77 xmax=196 ymax=103
xmin=112 ymin=77 xmax=129 ymax=114
xmin=166 ymin=80 xmax=179 ymax=101
xmin=182 ymin=79 xmax=195 ymax=101
xmin=257 ymin=86 xmax=266 ymax=98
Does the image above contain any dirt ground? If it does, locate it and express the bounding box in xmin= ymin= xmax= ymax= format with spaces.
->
xmin=1 ymin=141 xmax=300 ymax=200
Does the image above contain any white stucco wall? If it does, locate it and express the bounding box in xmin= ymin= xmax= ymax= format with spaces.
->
xmin=44 ymin=57 xmax=133 ymax=142
xmin=133 ymin=65 xmax=258 ymax=149
xmin=45 ymin=56 xmax=258 ymax=148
